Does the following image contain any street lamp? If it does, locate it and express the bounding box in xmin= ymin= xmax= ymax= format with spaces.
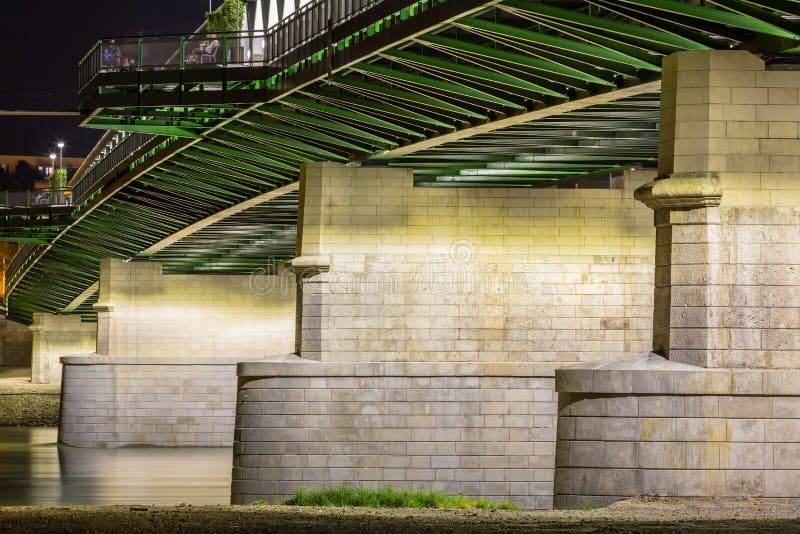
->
xmin=57 ymin=142 xmax=64 ymax=173
xmin=49 ymin=154 xmax=56 ymax=175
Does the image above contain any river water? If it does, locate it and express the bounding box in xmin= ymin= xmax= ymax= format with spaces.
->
xmin=0 ymin=427 xmax=231 ymax=505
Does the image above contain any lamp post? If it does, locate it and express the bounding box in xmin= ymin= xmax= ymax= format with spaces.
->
xmin=48 ymin=154 xmax=56 ymax=206
xmin=57 ymin=142 xmax=64 ymax=173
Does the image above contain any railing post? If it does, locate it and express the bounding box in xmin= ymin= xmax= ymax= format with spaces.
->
xmin=138 ymin=37 xmax=143 ymax=70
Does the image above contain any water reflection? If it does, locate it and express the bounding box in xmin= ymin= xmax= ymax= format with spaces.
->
xmin=0 ymin=427 xmax=231 ymax=505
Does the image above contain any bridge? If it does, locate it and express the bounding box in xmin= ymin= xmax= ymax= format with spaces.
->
xmin=5 ymin=0 xmax=796 ymax=324
xmin=7 ymin=0 xmax=800 ymax=509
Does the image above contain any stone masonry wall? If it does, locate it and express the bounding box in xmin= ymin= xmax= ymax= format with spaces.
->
xmin=0 ymin=318 xmax=32 ymax=367
xmin=233 ymin=359 xmax=557 ymax=509
xmin=232 ymin=164 xmax=658 ymax=509
xmin=95 ymin=259 xmax=295 ymax=358
xmin=297 ymin=163 xmax=656 ymax=364
xmin=30 ymin=313 xmax=96 ymax=384
xmin=59 ymin=356 xmax=247 ymax=447
xmin=554 ymin=355 xmax=800 ymax=507
xmin=651 ymin=51 xmax=800 ymax=367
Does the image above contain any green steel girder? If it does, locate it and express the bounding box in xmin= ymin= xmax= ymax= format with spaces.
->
xmin=454 ymin=17 xmax=662 ymax=72
xmin=380 ymin=48 xmax=568 ymax=98
xmin=281 ymin=96 xmax=423 ymax=137
xmin=414 ymin=34 xmax=615 ymax=87
xmin=617 ymin=0 xmax=798 ymax=39
xmin=500 ymin=2 xmax=709 ymax=51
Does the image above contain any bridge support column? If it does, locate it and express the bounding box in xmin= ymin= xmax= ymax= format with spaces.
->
xmin=233 ymin=162 xmax=657 ymax=508
xmin=29 ymin=313 xmax=95 ymax=384
xmin=555 ymin=50 xmax=800 ymax=507
xmin=0 ymin=318 xmax=32 ymax=368
xmin=59 ymin=258 xmax=296 ymax=447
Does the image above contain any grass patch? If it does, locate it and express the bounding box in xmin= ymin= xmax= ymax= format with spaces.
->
xmin=254 ymin=485 xmax=520 ymax=510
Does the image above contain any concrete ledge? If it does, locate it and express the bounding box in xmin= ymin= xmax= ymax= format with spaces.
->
xmin=239 ymin=355 xmax=559 ymax=379
xmin=62 ymin=354 xmax=259 ymax=365
xmin=555 ymin=353 xmax=800 ymax=395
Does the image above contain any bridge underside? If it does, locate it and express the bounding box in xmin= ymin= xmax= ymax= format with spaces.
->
xmin=6 ymin=0 xmax=800 ymax=323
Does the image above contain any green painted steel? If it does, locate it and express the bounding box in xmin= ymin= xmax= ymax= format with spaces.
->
xmin=618 ymin=0 xmax=799 ymax=39
xmin=455 ymin=18 xmax=662 ymax=72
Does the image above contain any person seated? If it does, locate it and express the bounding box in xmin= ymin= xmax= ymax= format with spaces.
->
xmin=102 ymin=40 xmax=121 ymax=69
xmin=200 ymin=35 xmax=220 ymax=64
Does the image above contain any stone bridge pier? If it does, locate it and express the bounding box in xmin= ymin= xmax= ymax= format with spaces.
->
xmin=231 ymin=160 xmax=658 ymax=508
xmin=57 ymin=258 xmax=296 ymax=448
xmin=554 ymin=50 xmax=800 ymax=507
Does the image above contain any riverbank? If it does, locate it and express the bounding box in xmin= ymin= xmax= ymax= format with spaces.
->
xmin=0 ymin=367 xmax=60 ymax=426
xmin=1 ymin=499 xmax=799 ymax=533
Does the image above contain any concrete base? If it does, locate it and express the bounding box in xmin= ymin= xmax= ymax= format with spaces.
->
xmin=554 ymin=354 xmax=800 ymax=508
xmin=59 ymin=354 xmax=268 ymax=448
xmin=233 ymin=356 xmax=559 ymax=509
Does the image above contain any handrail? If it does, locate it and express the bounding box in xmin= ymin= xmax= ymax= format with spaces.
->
xmin=0 ymin=188 xmax=73 ymax=208
xmin=78 ymin=0 xmax=384 ymax=91
xmin=5 ymin=243 xmax=38 ymax=297
xmin=71 ymin=132 xmax=157 ymax=204
xmin=74 ymin=0 xmax=437 ymax=207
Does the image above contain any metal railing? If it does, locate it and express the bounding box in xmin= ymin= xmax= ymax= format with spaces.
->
xmin=71 ymin=132 xmax=156 ymax=203
xmin=0 ymin=188 xmax=73 ymax=208
xmin=74 ymin=0 xmax=437 ymax=208
xmin=5 ymin=243 xmax=38 ymax=295
xmin=79 ymin=0 xmax=384 ymax=91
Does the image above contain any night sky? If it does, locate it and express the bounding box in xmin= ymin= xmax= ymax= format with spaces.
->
xmin=0 ymin=1 xmax=213 ymax=158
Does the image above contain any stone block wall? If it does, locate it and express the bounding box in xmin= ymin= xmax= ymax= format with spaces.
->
xmin=651 ymin=51 xmax=800 ymax=367
xmin=30 ymin=313 xmax=96 ymax=384
xmin=297 ymin=163 xmax=656 ymax=364
xmin=59 ymin=356 xmax=249 ymax=447
xmin=233 ymin=358 xmax=557 ymax=509
xmin=554 ymin=355 xmax=800 ymax=507
xmin=95 ymin=259 xmax=295 ymax=358
xmin=657 ymin=206 xmax=800 ymax=368
xmin=0 ymin=318 xmax=32 ymax=367
xmin=57 ymin=259 xmax=298 ymax=448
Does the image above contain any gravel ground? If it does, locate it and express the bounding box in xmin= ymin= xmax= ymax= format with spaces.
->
xmin=1 ymin=498 xmax=800 ymax=533
xmin=0 ymin=374 xmax=60 ymax=426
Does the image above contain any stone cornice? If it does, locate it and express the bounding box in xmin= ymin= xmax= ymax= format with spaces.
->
xmin=634 ymin=172 xmax=722 ymax=210
xmin=291 ymin=255 xmax=331 ymax=275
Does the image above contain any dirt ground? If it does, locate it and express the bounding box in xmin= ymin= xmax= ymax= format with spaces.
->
xmin=0 ymin=369 xmax=60 ymax=426
xmin=1 ymin=498 xmax=800 ymax=533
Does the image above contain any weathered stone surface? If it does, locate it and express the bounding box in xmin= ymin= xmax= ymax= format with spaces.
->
xmin=296 ymin=163 xmax=655 ymax=365
xmin=233 ymin=357 xmax=557 ymax=509
xmin=59 ymin=354 xmax=267 ymax=448
xmin=555 ymin=367 xmax=800 ymax=506
xmin=29 ymin=313 xmax=95 ymax=384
